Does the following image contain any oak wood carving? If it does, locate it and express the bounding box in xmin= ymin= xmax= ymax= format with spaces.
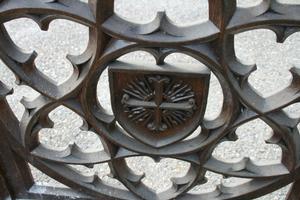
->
xmin=0 ymin=0 xmax=299 ymax=199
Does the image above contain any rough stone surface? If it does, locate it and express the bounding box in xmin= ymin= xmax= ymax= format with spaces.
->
xmin=0 ymin=0 xmax=299 ymax=199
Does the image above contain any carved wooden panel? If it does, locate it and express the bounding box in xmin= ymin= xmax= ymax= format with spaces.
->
xmin=0 ymin=0 xmax=299 ymax=199
xmin=109 ymin=62 xmax=210 ymax=147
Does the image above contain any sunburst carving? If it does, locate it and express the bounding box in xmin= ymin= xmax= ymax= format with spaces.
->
xmin=121 ymin=75 xmax=196 ymax=132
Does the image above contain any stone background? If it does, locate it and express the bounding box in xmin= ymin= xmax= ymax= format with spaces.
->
xmin=0 ymin=0 xmax=299 ymax=199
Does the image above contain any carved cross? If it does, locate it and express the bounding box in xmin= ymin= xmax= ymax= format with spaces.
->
xmin=122 ymin=75 xmax=196 ymax=132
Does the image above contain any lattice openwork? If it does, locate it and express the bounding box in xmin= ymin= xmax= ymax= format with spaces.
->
xmin=0 ymin=0 xmax=299 ymax=199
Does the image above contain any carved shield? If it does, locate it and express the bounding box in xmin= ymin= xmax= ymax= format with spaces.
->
xmin=109 ymin=61 xmax=210 ymax=148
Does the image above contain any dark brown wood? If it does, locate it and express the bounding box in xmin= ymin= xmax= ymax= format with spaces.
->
xmin=109 ymin=61 xmax=210 ymax=147
xmin=0 ymin=171 xmax=10 ymax=200
xmin=0 ymin=0 xmax=299 ymax=199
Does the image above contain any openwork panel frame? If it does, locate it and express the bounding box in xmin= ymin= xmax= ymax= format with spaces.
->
xmin=0 ymin=0 xmax=299 ymax=199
